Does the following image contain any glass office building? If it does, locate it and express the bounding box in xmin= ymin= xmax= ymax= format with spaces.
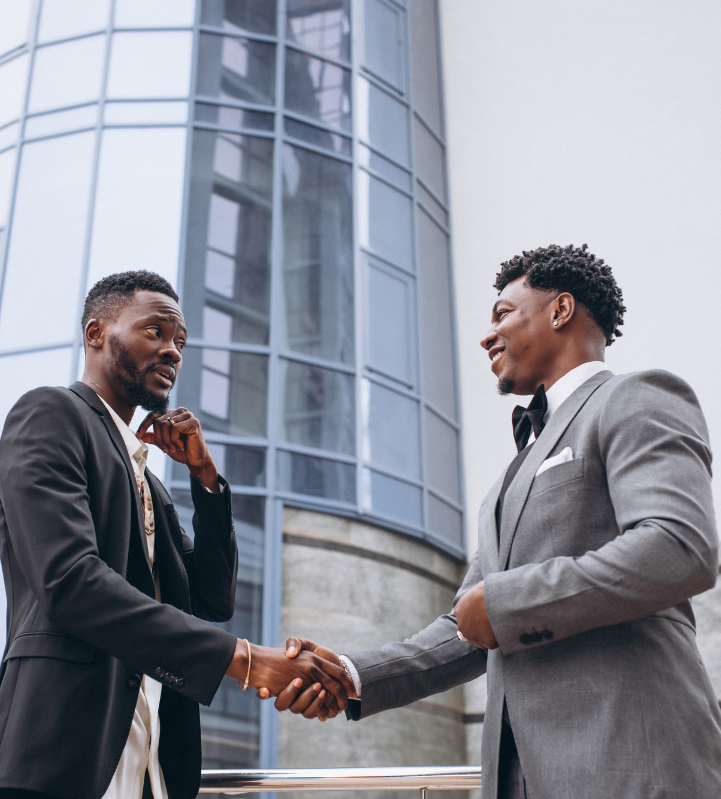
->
xmin=0 ymin=0 xmax=463 ymax=770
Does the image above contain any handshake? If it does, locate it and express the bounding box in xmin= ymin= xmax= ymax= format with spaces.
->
xmin=225 ymin=637 xmax=355 ymax=721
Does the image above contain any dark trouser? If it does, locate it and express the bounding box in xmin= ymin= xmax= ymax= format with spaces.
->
xmin=0 ymin=771 xmax=154 ymax=799
xmin=498 ymin=716 xmax=528 ymax=799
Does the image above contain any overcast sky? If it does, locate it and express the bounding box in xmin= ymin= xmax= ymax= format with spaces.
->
xmin=440 ymin=0 xmax=721 ymax=556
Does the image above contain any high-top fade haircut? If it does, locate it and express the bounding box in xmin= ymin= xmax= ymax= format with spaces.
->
xmin=81 ymin=271 xmax=179 ymax=333
xmin=493 ymin=243 xmax=626 ymax=346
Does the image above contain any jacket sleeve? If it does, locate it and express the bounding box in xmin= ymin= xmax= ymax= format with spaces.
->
xmin=0 ymin=387 xmax=237 ymax=706
xmin=483 ymin=370 xmax=719 ymax=655
xmin=344 ymin=551 xmax=488 ymax=719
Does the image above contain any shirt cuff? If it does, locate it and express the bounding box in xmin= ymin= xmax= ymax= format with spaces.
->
xmin=339 ymin=655 xmax=362 ymax=699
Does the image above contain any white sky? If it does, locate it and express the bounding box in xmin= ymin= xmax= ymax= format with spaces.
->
xmin=440 ymin=0 xmax=721 ymax=557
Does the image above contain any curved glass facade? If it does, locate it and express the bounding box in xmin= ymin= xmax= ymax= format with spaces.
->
xmin=0 ymin=0 xmax=461 ymax=771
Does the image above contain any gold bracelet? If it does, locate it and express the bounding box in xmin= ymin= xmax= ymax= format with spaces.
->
xmin=241 ymin=639 xmax=252 ymax=691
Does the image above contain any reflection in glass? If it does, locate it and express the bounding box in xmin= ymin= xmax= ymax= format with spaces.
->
xmin=177 ymin=347 xmax=268 ymax=438
xmin=278 ymin=360 xmax=354 ymax=455
xmin=195 ymin=103 xmax=274 ymax=131
xmin=0 ymin=56 xmax=29 ymax=128
xmin=173 ymin=443 xmax=265 ymax=487
xmin=201 ymin=0 xmax=277 ymax=36
xmin=107 ymin=32 xmax=193 ymax=99
xmin=277 ymin=450 xmax=355 ymax=503
xmin=0 ymin=347 xmax=73 ymax=429
xmin=172 ymin=489 xmax=265 ymax=768
xmin=414 ymin=117 xmax=445 ymax=200
xmin=358 ymin=144 xmax=410 ymax=192
xmin=114 ymin=0 xmax=196 ymax=28
xmin=282 ymin=145 xmax=353 ymax=363
xmin=362 ymin=380 xmax=419 ymax=478
xmin=365 ymin=258 xmax=413 ymax=385
xmin=286 ymin=0 xmax=351 ymax=63
xmin=0 ymin=148 xmax=17 ymax=228
xmin=363 ymin=0 xmax=404 ymax=90
xmin=24 ymin=104 xmax=98 ymax=139
xmin=284 ymin=50 xmax=351 ymax=132
xmin=284 ymin=117 xmax=351 ymax=157
xmin=38 ymin=0 xmax=110 ymax=43
xmin=86 ymin=128 xmax=187 ymax=288
xmin=417 ymin=209 xmax=456 ymax=419
xmin=104 ymin=101 xmax=188 ymax=125
xmin=197 ymin=33 xmax=276 ymax=106
xmin=361 ymin=468 xmax=422 ymax=526
xmin=356 ymin=77 xmax=409 ymax=166
xmin=428 ymin=494 xmax=462 ymax=547
xmin=184 ymin=130 xmax=273 ymax=345
xmin=0 ymin=132 xmax=95 ymax=352
xmin=424 ymin=409 xmax=460 ymax=501
xmin=357 ymin=171 xmax=413 ymax=272
xmin=408 ymin=0 xmax=442 ymax=134
xmin=0 ymin=0 xmax=33 ymax=58
xmin=28 ymin=36 xmax=105 ymax=114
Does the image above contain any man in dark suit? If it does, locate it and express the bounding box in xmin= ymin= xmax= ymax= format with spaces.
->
xmin=0 ymin=272 xmax=351 ymax=799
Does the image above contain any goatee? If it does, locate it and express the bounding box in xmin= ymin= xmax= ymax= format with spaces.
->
xmin=497 ymin=378 xmax=515 ymax=396
xmin=109 ymin=335 xmax=170 ymax=415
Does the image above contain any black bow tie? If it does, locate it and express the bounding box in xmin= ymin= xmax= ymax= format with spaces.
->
xmin=512 ymin=385 xmax=547 ymax=452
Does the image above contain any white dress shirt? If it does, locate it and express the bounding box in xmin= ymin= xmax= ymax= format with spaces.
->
xmin=99 ymin=398 xmax=167 ymax=799
xmin=340 ymin=360 xmax=611 ymax=699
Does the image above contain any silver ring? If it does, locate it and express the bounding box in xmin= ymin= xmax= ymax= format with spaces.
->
xmin=168 ymin=417 xmax=175 ymax=426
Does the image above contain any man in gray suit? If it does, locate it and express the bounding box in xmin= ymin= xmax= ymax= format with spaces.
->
xmin=270 ymin=244 xmax=721 ymax=798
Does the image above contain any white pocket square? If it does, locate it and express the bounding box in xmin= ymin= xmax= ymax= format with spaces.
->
xmin=535 ymin=446 xmax=574 ymax=477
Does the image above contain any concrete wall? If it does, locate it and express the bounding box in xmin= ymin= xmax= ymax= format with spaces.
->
xmin=277 ymin=508 xmax=480 ymax=799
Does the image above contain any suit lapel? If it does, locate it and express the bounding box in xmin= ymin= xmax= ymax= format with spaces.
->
xmin=477 ymin=470 xmax=506 ymax=573
xmin=68 ymin=382 xmax=153 ymax=577
xmin=497 ymin=370 xmax=614 ymax=570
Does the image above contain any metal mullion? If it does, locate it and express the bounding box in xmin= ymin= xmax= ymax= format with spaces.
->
xmin=22 ymin=126 xmax=97 ymax=144
xmin=201 ymin=432 xmax=269 ymax=447
xmin=194 ymin=95 xmax=275 ymax=113
xmin=0 ymin=340 xmax=75 ymax=359
xmin=283 ymin=107 xmax=352 ymax=139
xmin=277 ymin=491 xmax=355 ymax=512
xmin=0 ymin=119 xmax=21 ymax=133
xmin=284 ymin=41 xmax=351 ymax=71
xmin=70 ymin=0 xmax=114 ymax=384
xmin=358 ymin=162 xmax=413 ymax=198
xmin=33 ymin=29 xmax=106 ymax=49
xmin=361 ymin=462 xmax=423 ymax=489
xmin=413 ymin=109 xmax=446 ymax=148
xmin=193 ymin=121 xmax=276 ymax=139
xmin=416 ymin=175 xmax=448 ymax=211
xmin=424 ymin=400 xmax=460 ymax=431
xmin=276 ymin=442 xmax=356 ymax=465
xmin=358 ymin=69 xmax=410 ymax=106
xmin=103 ymin=95 xmax=189 ymax=103
xmin=359 ymin=245 xmax=416 ymax=279
xmin=25 ymin=100 xmax=98 ymax=118
xmin=364 ymin=370 xmax=420 ymax=402
xmin=111 ymin=26 xmax=195 ymax=34
xmin=170 ymin=479 xmax=268 ymax=497
xmin=186 ymin=339 xmax=270 ymax=355
xmin=103 ymin=122 xmax=187 ymax=130
xmin=277 ymin=349 xmax=355 ymax=374
xmin=283 ymin=135 xmax=352 ymax=164
xmin=197 ymin=26 xmax=278 ymax=45
xmin=0 ymin=47 xmax=27 ymax=66
xmin=426 ymin=487 xmax=463 ymax=513
xmin=0 ymin=145 xmax=18 ymax=158
xmin=358 ymin=138 xmax=412 ymax=171
xmin=0 ymin=4 xmax=41 ymax=320
xmin=416 ymin=199 xmax=449 ymax=233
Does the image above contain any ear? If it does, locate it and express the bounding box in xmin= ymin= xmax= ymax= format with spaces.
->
xmin=550 ymin=292 xmax=575 ymax=330
xmin=84 ymin=318 xmax=104 ymax=350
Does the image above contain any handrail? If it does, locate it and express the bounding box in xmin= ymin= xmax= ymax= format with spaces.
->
xmin=199 ymin=766 xmax=482 ymax=794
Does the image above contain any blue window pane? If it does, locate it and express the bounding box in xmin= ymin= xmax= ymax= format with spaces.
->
xmin=201 ymin=0 xmax=277 ymax=36
xmin=357 ymin=77 xmax=409 ymax=166
xmin=173 ymin=444 xmax=265 ymax=487
xmin=362 ymin=380 xmax=420 ymax=479
xmin=284 ymin=49 xmax=352 ymax=132
xmin=362 ymin=468 xmax=422 ymax=527
xmin=363 ymin=0 xmax=405 ymax=90
xmin=38 ymin=0 xmax=110 ymax=44
xmin=197 ymin=33 xmax=276 ymax=106
xmin=414 ymin=117 xmax=445 ymax=201
xmin=359 ymin=171 xmax=413 ymax=272
xmin=428 ymin=494 xmax=462 ymax=548
xmin=287 ymin=0 xmax=351 ymax=63
xmin=425 ymin=409 xmax=460 ymax=501
xmin=277 ymin=450 xmax=355 ymax=503
xmin=278 ymin=360 xmax=355 ymax=455
xmin=358 ymin=143 xmax=411 ymax=192
xmin=195 ymin=103 xmax=274 ymax=131
xmin=282 ymin=145 xmax=354 ymax=363
xmin=408 ymin=0 xmax=442 ymax=134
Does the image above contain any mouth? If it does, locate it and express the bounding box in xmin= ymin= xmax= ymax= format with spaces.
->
xmin=151 ymin=366 xmax=176 ymax=389
xmin=489 ymin=347 xmax=505 ymax=366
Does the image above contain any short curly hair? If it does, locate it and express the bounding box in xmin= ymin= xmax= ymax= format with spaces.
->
xmin=494 ymin=243 xmax=625 ymax=345
xmin=81 ymin=271 xmax=179 ymax=330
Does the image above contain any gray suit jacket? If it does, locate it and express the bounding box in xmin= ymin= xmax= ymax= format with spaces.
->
xmin=346 ymin=370 xmax=721 ymax=799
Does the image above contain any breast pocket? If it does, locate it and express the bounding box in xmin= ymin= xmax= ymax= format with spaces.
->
xmin=528 ymin=456 xmax=584 ymax=498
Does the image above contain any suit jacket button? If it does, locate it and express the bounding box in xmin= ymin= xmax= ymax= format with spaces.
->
xmin=128 ymin=674 xmax=141 ymax=688
xmin=542 ymin=630 xmax=554 ymax=640
xmin=174 ymin=676 xmax=184 ymax=687
xmin=520 ymin=634 xmax=532 ymax=645
xmin=164 ymin=673 xmax=175 ymax=684
xmin=531 ymin=632 xmax=543 ymax=643
xmin=155 ymin=667 xmax=166 ymax=679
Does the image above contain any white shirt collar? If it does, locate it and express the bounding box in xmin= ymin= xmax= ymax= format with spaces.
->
xmin=98 ymin=396 xmax=148 ymax=479
xmin=543 ymin=361 xmax=609 ymax=424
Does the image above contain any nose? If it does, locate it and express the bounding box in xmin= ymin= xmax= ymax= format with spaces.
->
xmin=159 ymin=341 xmax=182 ymax=364
xmin=481 ymin=327 xmax=497 ymax=352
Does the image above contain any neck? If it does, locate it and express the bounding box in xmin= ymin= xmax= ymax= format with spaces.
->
xmin=82 ymin=371 xmax=137 ymax=426
xmin=539 ymin=349 xmax=604 ymax=393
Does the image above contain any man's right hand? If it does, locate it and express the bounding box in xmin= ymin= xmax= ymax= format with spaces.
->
xmin=225 ymin=640 xmax=354 ymax=711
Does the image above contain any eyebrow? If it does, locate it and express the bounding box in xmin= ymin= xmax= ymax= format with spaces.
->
xmin=150 ymin=315 xmax=187 ymax=335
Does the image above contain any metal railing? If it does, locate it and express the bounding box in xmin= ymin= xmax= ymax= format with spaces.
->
xmin=199 ymin=767 xmax=482 ymax=797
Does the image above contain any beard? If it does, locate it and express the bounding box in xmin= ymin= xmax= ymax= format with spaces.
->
xmin=497 ymin=378 xmax=515 ymax=396
xmin=109 ymin=334 xmax=171 ymax=415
